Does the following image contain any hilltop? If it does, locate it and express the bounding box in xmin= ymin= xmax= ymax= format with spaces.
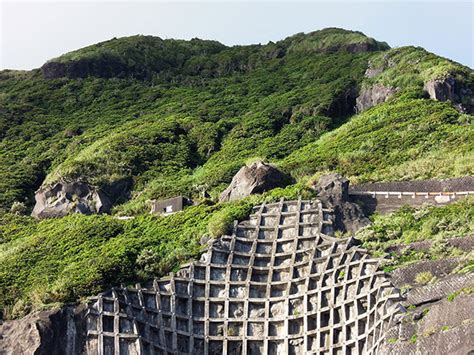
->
xmin=0 ymin=28 xmax=472 ymax=319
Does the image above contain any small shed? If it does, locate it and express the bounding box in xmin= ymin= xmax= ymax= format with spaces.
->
xmin=150 ymin=196 xmax=191 ymax=215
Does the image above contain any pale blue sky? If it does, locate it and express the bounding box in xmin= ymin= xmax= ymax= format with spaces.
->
xmin=1 ymin=1 xmax=473 ymax=70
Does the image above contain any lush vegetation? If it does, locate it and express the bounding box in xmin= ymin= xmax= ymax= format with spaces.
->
xmin=0 ymin=28 xmax=472 ymax=319
xmin=1 ymin=29 xmax=380 ymax=212
xmin=0 ymin=184 xmax=312 ymax=318
xmin=365 ymin=46 xmax=474 ymax=94
xmin=282 ymin=98 xmax=473 ymax=183
xmin=1 ymin=28 xmax=472 ymax=213
xmin=358 ymin=197 xmax=474 ymax=272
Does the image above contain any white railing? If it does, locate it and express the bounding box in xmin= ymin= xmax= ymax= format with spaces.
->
xmin=351 ymin=190 xmax=474 ymax=199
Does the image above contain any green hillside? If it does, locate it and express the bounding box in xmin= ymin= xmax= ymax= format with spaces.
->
xmin=0 ymin=28 xmax=472 ymax=318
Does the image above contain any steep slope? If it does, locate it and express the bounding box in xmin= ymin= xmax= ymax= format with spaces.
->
xmin=1 ymin=28 xmax=388 ymax=212
xmin=282 ymin=98 xmax=472 ymax=182
xmin=2 ymin=30 xmax=472 ymax=215
xmin=0 ymin=28 xmax=473 ymax=320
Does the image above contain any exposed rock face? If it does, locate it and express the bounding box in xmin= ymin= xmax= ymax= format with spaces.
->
xmin=424 ymin=76 xmax=474 ymax=114
xmin=41 ymin=56 xmax=130 ymax=80
xmin=379 ymin=257 xmax=474 ymax=354
xmin=324 ymin=86 xmax=358 ymax=118
xmin=219 ymin=161 xmax=293 ymax=202
xmin=0 ymin=306 xmax=87 ymax=355
xmin=32 ymin=181 xmax=113 ymax=218
xmin=364 ymin=65 xmax=384 ymax=78
xmin=355 ymin=83 xmax=398 ymax=112
xmin=313 ymin=173 xmax=370 ymax=234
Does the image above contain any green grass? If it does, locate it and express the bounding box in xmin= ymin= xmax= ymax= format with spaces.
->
xmin=1 ymin=29 xmax=472 ymax=213
xmin=365 ymin=46 xmax=473 ymax=92
xmin=358 ymin=197 xmax=474 ymax=270
xmin=0 ymin=28 xmax=473 ymax=320
xmin=415 ymin=271 xmax=434 ymax=285
xmin=0 ymin=34 xmax=374 ymax=211
xmin=283 ymin=28 xmax=389 ymax=54
xmin=282 ymin=98 xmax=473 ymax=183
xmin=447 ymin=284 xmax=474 ymax=302
xmin=0 ymin=183 xmax=313 ymax=319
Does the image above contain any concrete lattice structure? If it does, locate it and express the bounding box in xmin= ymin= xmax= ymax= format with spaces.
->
xmin=86 ymin=199 xmax=403 ymax=354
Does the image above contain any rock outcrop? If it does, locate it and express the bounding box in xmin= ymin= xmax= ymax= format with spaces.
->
xmin=355 ymin=83 xmax=398 ymax=112
xmin=324 ymin=86 xmax=358 ymax=118
xmin=0 ymin=306 xmax=87 ymax=355
xmin=41 ymin=56 xmax=130 ymax=80
xmin=32 ymin=181 xmax=114 ymax=218
xmin=424 ymin=76 xmax=474 ymax=114
xmin=379 ymin=255 xmax=474 ymax=354
xmin=219 ymin=161 xmax=293 ymax=202
xmin=364 ymin=65 xmax=384 ymax=79
xmin=312 ymin=173 xmax=370 ymax=234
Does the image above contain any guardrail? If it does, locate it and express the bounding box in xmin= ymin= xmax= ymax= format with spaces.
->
xmin=351 ymin=191 xmax=474 ymax=198
xmin=349 ymin=190 xmax=474 ymax=212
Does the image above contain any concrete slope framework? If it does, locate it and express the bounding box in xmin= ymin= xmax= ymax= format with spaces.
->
xmin=86 ymin=199 xmax=403 ymax=354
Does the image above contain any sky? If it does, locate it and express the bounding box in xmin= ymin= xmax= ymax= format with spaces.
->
xmin=1 ymin=0 xmax=473 ymax=70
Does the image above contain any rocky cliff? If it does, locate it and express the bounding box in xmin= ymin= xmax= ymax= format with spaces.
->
xmin=356 ymin=83 xmax=398 ymax=112
xmin=424 ymin=76 xmax=474 ymax=114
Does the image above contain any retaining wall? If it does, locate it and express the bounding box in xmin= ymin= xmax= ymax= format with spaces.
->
xmin=349 ymin=177 xmax=474 ymax=214
xmin=85 ymin=199 xmax=403 ymax=354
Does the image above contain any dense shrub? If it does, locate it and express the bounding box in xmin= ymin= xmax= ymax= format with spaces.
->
xmin=0 ymin=29 xmax=472 ymax=319
xmin=0 ymin=184 xmax=312 ymax=318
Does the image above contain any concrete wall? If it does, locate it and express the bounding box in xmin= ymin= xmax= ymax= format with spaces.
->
xmin=350 ymin=191 xmax=473 ymax=215
xmin=350 ymin=177 xmax=474 ymax=193
xmin=349 ymin=176 xmax=474 ymax=214
xmin=85 ymin=199 xmax=403 ymax=355
xmin=150 ymin=196 xmax=189 ymax=215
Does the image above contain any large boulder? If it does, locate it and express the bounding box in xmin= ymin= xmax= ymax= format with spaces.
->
xmin=313 ymin=174 xmax=370 ymax=234
xmin=219 ymin=161 xmax=293 ymax=202
xmin=424 ymin=76 xmax=474 ymax=114
xmin=355 ymin=83 xmax=398 ymax=112
xmin=31 ymin=181 xmax=114 ymax=218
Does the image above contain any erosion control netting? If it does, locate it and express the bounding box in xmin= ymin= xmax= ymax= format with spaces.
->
xmin=86 ymin=199 xmax=403 ymax=354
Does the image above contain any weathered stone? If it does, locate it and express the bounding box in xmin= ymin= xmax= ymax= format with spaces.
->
xmin=406 ymin=273 xmax=474 ymax=307
xmin=219 ymin=161 xmax=293 ymax=202
xmin=424 ymin=76 xmax=474 ymax=114
xmin=0 ymin=306 xmax=87 ymax=355
xmin=324 ymin=86 xmax=358 ymax=118
xmin=355 ymin=83 xmax=398 ymax=112
xmin=31 ymin=181 xmax=113 ymax=218
xmin=380 ymin=291 xmax=474 ymax=354
xmin=390 ymin=258 xmax=461 ymax=288
xmin=313 ymin=173 xmax=370 ymax=234
xmin=364 ymin=65 xmax=384 ymax=78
